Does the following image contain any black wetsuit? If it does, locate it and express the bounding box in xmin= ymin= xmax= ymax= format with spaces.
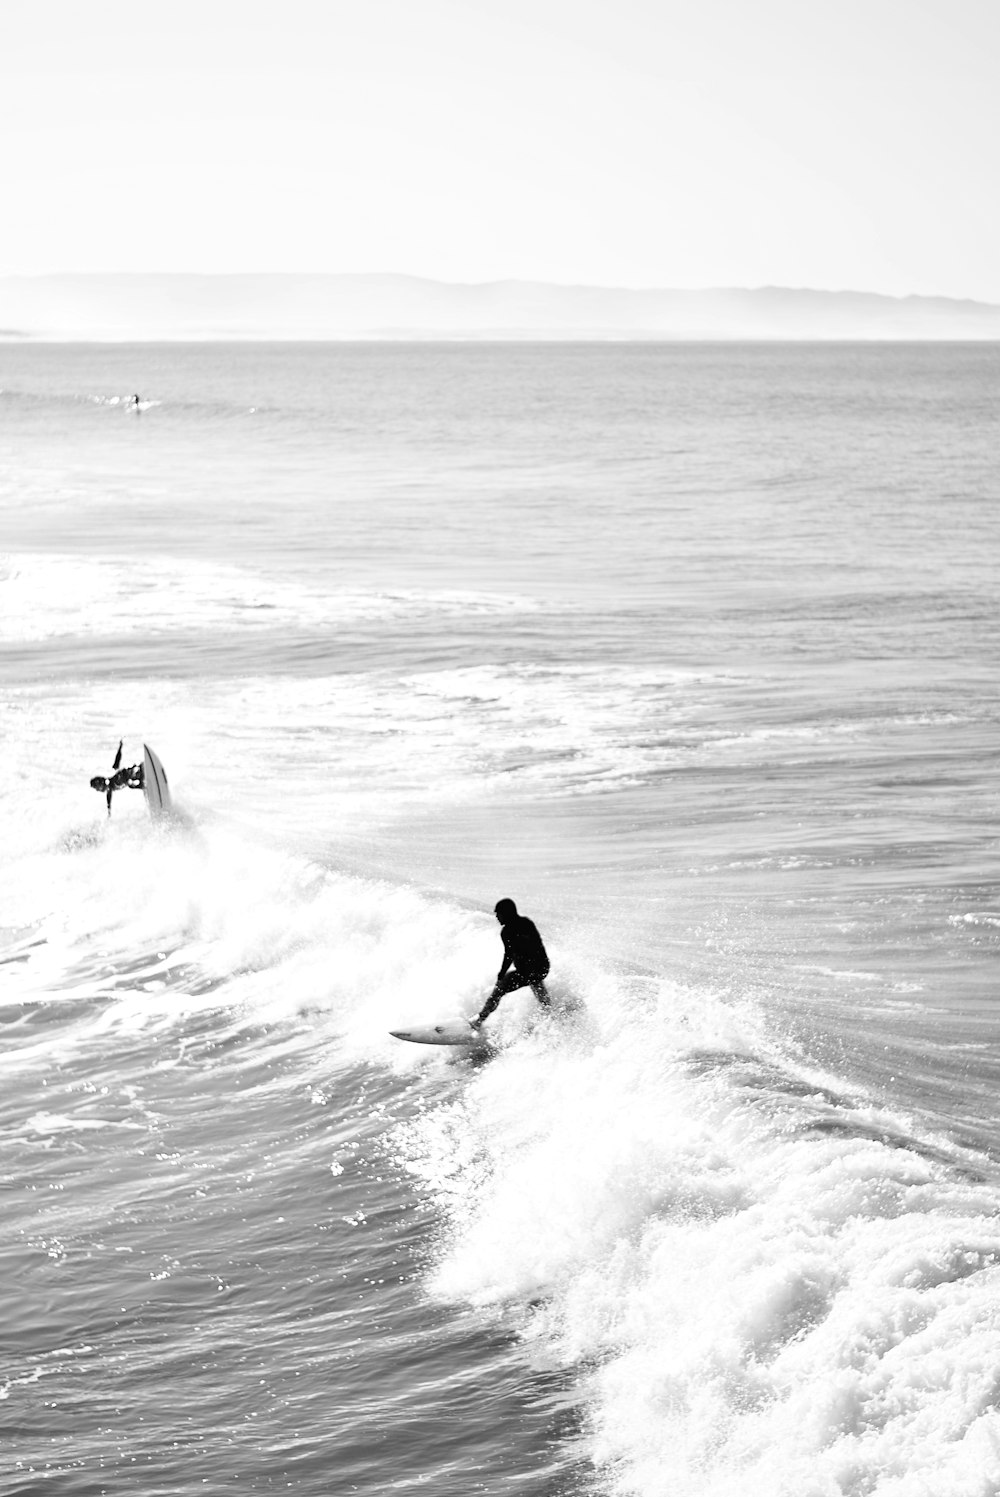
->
xmin=499 ymin=915 xmax=549 ymax=985
xmin=90 ymin=762 xmax=144 ymax=813
xmin=476 ymin=914 xmax=550 ymax=1025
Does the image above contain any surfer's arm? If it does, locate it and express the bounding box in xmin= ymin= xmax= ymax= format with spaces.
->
xmin=497 ymin=933 xmax=514 ymax=980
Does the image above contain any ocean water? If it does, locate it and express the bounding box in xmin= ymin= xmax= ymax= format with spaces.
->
xmin=2 ymin=340 xmax=1000 ymax=1497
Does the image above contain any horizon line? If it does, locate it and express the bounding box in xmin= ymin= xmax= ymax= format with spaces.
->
xmin=1 ymin=271 xmax=998 ymax=310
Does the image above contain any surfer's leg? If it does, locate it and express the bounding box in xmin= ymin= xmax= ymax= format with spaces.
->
xmin=472 ymin=990 xmax=502 ymax=1028
xmin=530 ymin=976 xmax=551 ymax=1007
xmin=472 ymin=972 xmax=527 ymax=1027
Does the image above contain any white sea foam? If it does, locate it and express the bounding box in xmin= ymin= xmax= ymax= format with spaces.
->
xmin=0 ymin=660 xmax=736 ymax=870
xmin=953 ymin=911 xmax=1000 ymax=930
xmin=0 ymin=801 xmax=496 ymax=1072
xmin=396 ymin=994 xmax=1000 ymax=1496
xmin=25 ymin=1111 xmax=145 ymax=1134
xmin=0 ymin=551 xmax=536 ymax=643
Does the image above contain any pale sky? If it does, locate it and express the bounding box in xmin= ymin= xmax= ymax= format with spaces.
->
xmin=1 ymin=0 xmax=999 ymax=300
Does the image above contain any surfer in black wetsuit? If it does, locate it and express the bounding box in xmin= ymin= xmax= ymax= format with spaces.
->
xmin=90 ymin=742 xmax=144 ymax=815
xmin=471 ymin=899 xmax=550 ymax=1029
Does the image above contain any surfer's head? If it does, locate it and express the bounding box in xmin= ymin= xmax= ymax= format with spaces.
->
xmin=494 ymin=898 xmax=517 ymax=924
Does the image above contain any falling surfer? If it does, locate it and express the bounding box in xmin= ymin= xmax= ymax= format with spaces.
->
xmin=90 ymin=741 xmax=145 ymax=815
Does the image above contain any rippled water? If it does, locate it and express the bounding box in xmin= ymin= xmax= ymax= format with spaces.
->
xmin=2 ymin=341 xmax=1000 ymax=1496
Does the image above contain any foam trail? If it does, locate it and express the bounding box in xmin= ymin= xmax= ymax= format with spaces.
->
xmin=0 ymin=800 xmax=504 ymax=1081
xmin=392 ymin=981 xmax=1000 ymax=1497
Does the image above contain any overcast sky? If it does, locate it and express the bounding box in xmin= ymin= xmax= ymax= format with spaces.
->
xmin=2 ymin=0 xmax=998 ymax=300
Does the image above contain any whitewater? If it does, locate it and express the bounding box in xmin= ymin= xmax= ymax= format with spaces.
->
xmin=1 ymin=341 xmax=999 ymax=1496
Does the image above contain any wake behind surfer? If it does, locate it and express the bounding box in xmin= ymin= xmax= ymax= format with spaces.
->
xmin=471 ymin=898 xmax=550 ymax=1029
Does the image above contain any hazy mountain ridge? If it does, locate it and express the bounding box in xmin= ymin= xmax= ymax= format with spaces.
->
xmin=2 ymin=274 xmax=1000 ymax=340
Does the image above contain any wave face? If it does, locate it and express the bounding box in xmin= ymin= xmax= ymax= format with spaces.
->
xmin=2 ymin=342 xmax=1000 ymax=1496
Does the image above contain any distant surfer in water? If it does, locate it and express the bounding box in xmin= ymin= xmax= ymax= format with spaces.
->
xmin=90 ymin=742 xmax=144 ymax=815
xmin=471 ymin=899 xmax=550 ymax=1029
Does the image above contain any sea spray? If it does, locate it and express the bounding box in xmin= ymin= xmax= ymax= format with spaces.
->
xmin=395 ymin=982 xmax=1000 ymax=1495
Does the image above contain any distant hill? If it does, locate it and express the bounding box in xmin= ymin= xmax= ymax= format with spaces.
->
xmin=2 ymin=274 xmax=1000 ymax=341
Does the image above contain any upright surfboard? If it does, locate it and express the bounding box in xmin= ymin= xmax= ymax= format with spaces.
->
xmin=142 ymin=744 xmax=172 ymax=818
xmin=390 ymin=1020 xmax=480 ymax=1047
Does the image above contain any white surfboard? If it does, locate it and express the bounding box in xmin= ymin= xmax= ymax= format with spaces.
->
xmin=142 ymin=744 xmax=172 ymax=817
xmin=390 ymin=1020 xmax=480 ymax=1047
